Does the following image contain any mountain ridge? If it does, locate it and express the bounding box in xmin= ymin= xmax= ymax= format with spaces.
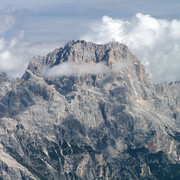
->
xmin=0 ymin=40 xmax=180 ymax=179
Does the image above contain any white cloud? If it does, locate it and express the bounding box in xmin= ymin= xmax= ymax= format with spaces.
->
xmin=0 ymin=27 xmax=29 ymax=78
xmin=0 ymin=14 xmax=16 ymax=35
xmin=43 ymin=60 xmax=131 ymax=77
xmin=81 ymin=13 xmax=180 ymax=83
xmin=44 ymin=62 xmax=110 ymax=77
xmin=0 ymin=11 xmax=63 ymax=79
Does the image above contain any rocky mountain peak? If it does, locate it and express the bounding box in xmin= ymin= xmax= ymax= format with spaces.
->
xmin=1 ymin=40 xmax=180 ymax=179
xmin=24 ymin=40 xmax=150 ymax=103
xmin=26 ymin=40 xmax=146 ymax=81
xmin=62 ymin=40 xmax=132 ymax=65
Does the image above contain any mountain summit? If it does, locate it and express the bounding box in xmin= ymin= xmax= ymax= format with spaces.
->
xmin=0 ymin=40 xmax=180 ymax=179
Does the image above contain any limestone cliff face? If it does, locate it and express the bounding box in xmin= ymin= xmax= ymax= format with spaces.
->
xmin=0 ymin=40 xmax=180 ymax=180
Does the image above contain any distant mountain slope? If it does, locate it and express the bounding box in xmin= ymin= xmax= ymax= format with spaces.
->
xmin=0 ymin=40 xmax=180 ymax=180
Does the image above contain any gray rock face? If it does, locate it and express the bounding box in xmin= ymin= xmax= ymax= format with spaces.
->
xmin=0 ymin=40 xmax=180 ymax=179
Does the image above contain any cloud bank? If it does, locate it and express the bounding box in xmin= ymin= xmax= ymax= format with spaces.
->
xmin=45 ymin=62 xmax=109 ymax=77
xmin=44 ymin=59 xmax=131 ymax=77
xmin=81 ymin=13 xmax=180 ymax=83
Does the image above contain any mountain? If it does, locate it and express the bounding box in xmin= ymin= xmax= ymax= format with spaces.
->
xmin=0 ymin=40 xmax=180 ymax=180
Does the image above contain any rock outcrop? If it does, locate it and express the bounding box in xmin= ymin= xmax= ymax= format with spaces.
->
xmin=0 ymin=40 xmax=180 ymax=179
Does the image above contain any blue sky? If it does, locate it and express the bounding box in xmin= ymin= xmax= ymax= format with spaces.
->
xmin=2 ymin=0 xmax=180 ymax=42
xmin=0 ymin=0 xmax=180 ymax=82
